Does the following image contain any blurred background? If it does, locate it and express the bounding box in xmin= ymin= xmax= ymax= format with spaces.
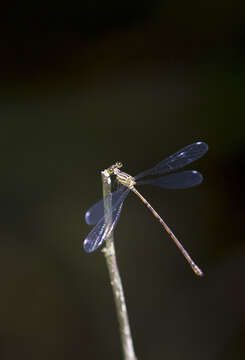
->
xmin=1 ymin=3 xmax=245 ymax=359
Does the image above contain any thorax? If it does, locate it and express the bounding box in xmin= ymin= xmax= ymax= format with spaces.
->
xmin=114 ymin=169 xmax=136 ymax=189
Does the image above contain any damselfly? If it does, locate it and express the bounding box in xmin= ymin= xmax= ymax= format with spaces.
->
xmin=83 ymin=141 xmax=208 ymax=276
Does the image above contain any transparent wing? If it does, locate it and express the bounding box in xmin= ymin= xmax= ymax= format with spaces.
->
xmin=85 ymin=186 xmax=127 ymax=225
xmin=83 ymin=188 xmax=130 ymax=253
xmin=137 ymin=170 xmax=203 ymax=189
xmin=135 ymin=142 xmax=208 ymax=180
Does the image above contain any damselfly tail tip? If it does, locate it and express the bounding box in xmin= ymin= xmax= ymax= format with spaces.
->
xmin=191 ymin=264 xmax=204 ymax=277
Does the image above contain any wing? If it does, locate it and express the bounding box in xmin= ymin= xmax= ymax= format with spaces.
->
xmin=83 ymin=188 xmax=130 ymax=253
xmin=85 ymin=186 xmax=127 ymax=225
xmin=135 ymin=141 xmax=208 ymax=180
xmin=137 ymin=170 xmax=203 ymax=189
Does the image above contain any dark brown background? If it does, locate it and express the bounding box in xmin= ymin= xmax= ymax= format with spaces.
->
xmin=1 ymin=3 xmax=245 ymax=359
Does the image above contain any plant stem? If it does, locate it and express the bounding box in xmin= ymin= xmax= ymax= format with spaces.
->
xmin=101 ymin=170 xmax=137 ymax=360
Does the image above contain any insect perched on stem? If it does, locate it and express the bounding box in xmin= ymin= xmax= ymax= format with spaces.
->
xmin=83 ymin=141 xmax=208 ymax=276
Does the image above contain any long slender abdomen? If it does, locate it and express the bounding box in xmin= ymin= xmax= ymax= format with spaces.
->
xmin=130 ymin=186 xmax=203 ymax=276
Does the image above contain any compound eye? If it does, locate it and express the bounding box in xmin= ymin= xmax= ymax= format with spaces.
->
xmin=109 ymin=167 xmax=113 ymax=173
xmin=117 ymin=162 xmax=123 ymax=168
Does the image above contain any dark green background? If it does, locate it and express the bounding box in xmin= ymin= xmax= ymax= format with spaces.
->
xmin=1 ymin=3 xmax=245 ymax=359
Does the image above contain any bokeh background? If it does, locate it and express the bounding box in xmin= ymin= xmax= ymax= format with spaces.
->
xmin=1 ymin=3 xmax=245 ymax=359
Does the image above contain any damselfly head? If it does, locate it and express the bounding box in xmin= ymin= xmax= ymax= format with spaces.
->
xmin=107 ymin=162 xmax=123 ymax=175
